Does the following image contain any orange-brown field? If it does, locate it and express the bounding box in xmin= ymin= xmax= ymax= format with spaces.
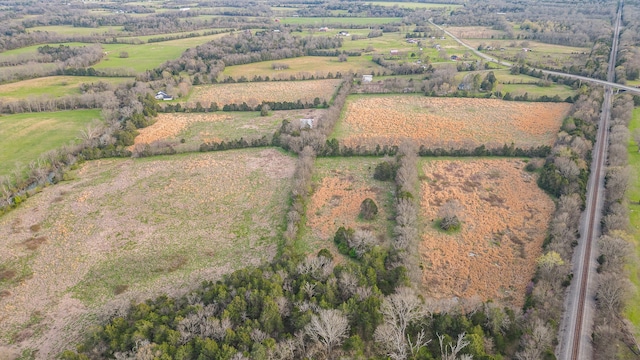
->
xmin=303 ymin=158 xmax=394 ymax=253
xmin=419 ymin=159 xmax=554 ymax=307
xmin=335 ymin=95 xmax=570 ymax=149
xmin=133 ymin=113 xmax=232 ymax=146
xmin=186 ymin=79 xmax=342 ymax=108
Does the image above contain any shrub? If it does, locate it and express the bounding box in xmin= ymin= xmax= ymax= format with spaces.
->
xmin=360 ymin=198 xmax=378 ymax=220
xmin=373 ymin=160 xmax=398 ymax=181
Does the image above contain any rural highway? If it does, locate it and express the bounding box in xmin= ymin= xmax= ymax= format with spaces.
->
xmin=557 ymin=1 xmax=622 ymax=358
xmin=429 ymin=15 xmax=640 ymax=96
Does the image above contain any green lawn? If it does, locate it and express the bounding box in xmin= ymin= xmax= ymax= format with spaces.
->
xmin=625 ymin=106 xmax=640 ymax=339
xmin=0 ymin=76 xmax=133 ymax=101
xmin=0 ymin=110 xmax=101 ymax=177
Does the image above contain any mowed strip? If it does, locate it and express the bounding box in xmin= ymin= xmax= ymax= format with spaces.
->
xmin=419 ymin=159 xmax=554 ymax=307
xmin=186 ymin=79 xmax=343 ymax=108
xmin=0 ymin=149 xmax=294 ymax=354
xmin=335 ymin=95 xmax=570 ymax=149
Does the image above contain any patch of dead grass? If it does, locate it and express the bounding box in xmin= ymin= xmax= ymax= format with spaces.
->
xmin=419 ymin=159 xmax=554 ymax=307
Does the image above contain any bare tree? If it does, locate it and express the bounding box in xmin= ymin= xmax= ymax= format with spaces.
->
xmin=596 ymin=272 xmax=632 ymax=317
xmin=374 ymin=287 xmax=428 ymax=360
xmin=438 ymin=332 xmax=471 ymax=360
xmin=598 ymin=234 xmax=631 ymax=273
xmin=438 ymin=200 xmax=462 ymax=231
xmin=305 ymin=309 xmax=350 ymax=359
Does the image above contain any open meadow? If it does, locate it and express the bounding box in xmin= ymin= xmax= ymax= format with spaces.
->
xmin=625 ymin=107 xmax=640 ymax=339
xmin=185 ymin=79 xmax=342 ymax=108
xmin=0 ymin=148 xmax=295 ymax=356
xmin=0 ymin=76 xmax=132 ymax=101
xmin=333 ymin=95 xmax=570 ymax=149
xmin=132 ymin=109 xmax=326 ymax=149
xmin=301 ymin=157 xmax=395 ymax=254
xmin=419 ymin=158 xmax=554 ymax=307
xmin=0 ymin=110 xmax=100 ymax=177
xmin=222 ymin=56 xmax=387 ymax=80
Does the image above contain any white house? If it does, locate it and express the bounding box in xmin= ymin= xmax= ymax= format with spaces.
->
xmin=300 ymin=118 xmax=314 ymax=129
xmin=155 ymin=91 xmax=173 ymax=101
xmin=362 ymin=75 xmax=373 ymax=83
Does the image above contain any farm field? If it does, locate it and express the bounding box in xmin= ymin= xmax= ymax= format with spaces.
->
xmin=453 ymin=69 xmax=578 ymax=99
xmin=419 ymin=158 xmax=554 ymax=307
xmin=333 ymin=95 xmax=570 ymax=149
xmin=278 ymin=17 xmax=402 ymax=26
xmin=0 ymin=76 xmax=133 ymax=101
xmin=185 ymin=79 xmax=342 ymax=108
xmin=625 ymin=107 xmax=640 ymax=338
xmin=133 ymin=109 xmax=326 ymax=148
xmin=0 ymin=109 xmax=101 ymax=177
xmin=93 ymin=33 xmax=229 ymax=73
xmin=301 ymin=157 xmax=395 ymax=254
xmin=366 ymin=1 xmax=462 ymax=8
xmin=0 ymin=148 xmax=294 ymax=356
xmin=26 ymin=25 xmax=124 ymax=36
xmin=222 ymin=56 xmax=387 ymax=80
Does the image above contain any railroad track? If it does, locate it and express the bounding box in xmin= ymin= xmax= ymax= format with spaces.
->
xmin=563 ymin=1 xmax=623 ymax=359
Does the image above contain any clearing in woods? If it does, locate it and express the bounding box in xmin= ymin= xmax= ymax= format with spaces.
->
xmin=419 ymin=158 xmax=554 ymax=307
xmin=0 ymin=149 xmax=294 ymax=357
xmin=185 ymin=79 xmax=342 ymax=108
xmin=132 ymin=109 xmax=326 ymax=148
xmin=333 ymin=95 xmax=570 ymax=149
xmin=301 ymin=157 xmax=395 ymax=255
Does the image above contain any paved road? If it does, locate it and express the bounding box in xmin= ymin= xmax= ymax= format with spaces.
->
xmin=429 ymin=16 xmax=640 ymax=96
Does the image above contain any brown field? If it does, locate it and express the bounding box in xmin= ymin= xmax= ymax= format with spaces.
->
xmin=133 ymin=109 xmax=326 ymax=149
xmin=0 ymin=149 xmax=294 ymax=357
xmin=302 ymin=158 xmax=395 ymax=254
xmin=335 ymin=95 xmax=570 ymax=149
xmin=419 ymin=159 xmax=554 ymax=307
xmin=186 ymin=79 xmax=342 ymax=108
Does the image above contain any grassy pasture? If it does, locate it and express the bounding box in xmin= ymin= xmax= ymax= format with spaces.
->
xmin=94 ymin=33 xmax=228 ymax=73
xmin=185 ymin=79 xmax=342 ymax=107
xmin=222 ymin=56 xmax=386 ymax=80
xmin=0 ymin=76 xmax=133 ymax=101
xmin=301 ymin=157 xmax=396 ymax=255
xmin=0 ymin=148 xmax=294 ymax=346
xmin=333 ymin=94 xmax=569 ymax=149
xmin=625 ymin=107 xmax=640 ymax=338
xmin=133 ymin=109 xmax=326 ymax=149
xmin=419 ymin=158 xmax=554 ymax=307
xmin=0 ymin=42 xmax=92 ymax=58
xmin=279 ymin=17 xmax=402 ymax=26
xmin=0 ymin=110 xmax=100 ymax=177
xmin=27 ymin=25 xmax=124 ymax=36
xmin=366 ymin=1 xmax=463 ymax=8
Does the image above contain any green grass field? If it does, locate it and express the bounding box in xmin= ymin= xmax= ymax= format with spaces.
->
xmin=0 ymin=76 xmax=133 ymax=101
xmin=625 ymin=106 xmax=640 ymax=339
xmin=279 ymin=17 xmax=402 ymax=26
xmin=0 ymin=42 xmax=91 ymax=58
xmin=0 ymin=109 xmax=100 ymax=177
xmin=222 ymin=56 xmax=387 ymax=80
xmin=27 ymin=25 xmax=124 ymax=36
xmin=366 ymin=1 xmax=462 ymax=8
xmin=95 ymin=33 xmax=228 ymax=73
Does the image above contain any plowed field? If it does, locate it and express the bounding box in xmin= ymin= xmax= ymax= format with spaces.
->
xmin=187 ymin=79 xmax=342 ymax=108
xmin=0 ymin=149 xmax=294 ymax=357
xmin=419 ymin=159 xmax=554 ymax=307
xmin=335 ymin=95 xmax=569 ymax=149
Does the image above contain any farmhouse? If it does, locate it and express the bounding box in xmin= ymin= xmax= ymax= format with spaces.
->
xmin=300 ymin=118 xmax=314 ymax=129
xmin=362 ymin=75 xmax=373 ymax=83
xmin=390 ymin=49 xmax=399 ymax=55
xmin=155 ymin=91 xmax=173 ymax=101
